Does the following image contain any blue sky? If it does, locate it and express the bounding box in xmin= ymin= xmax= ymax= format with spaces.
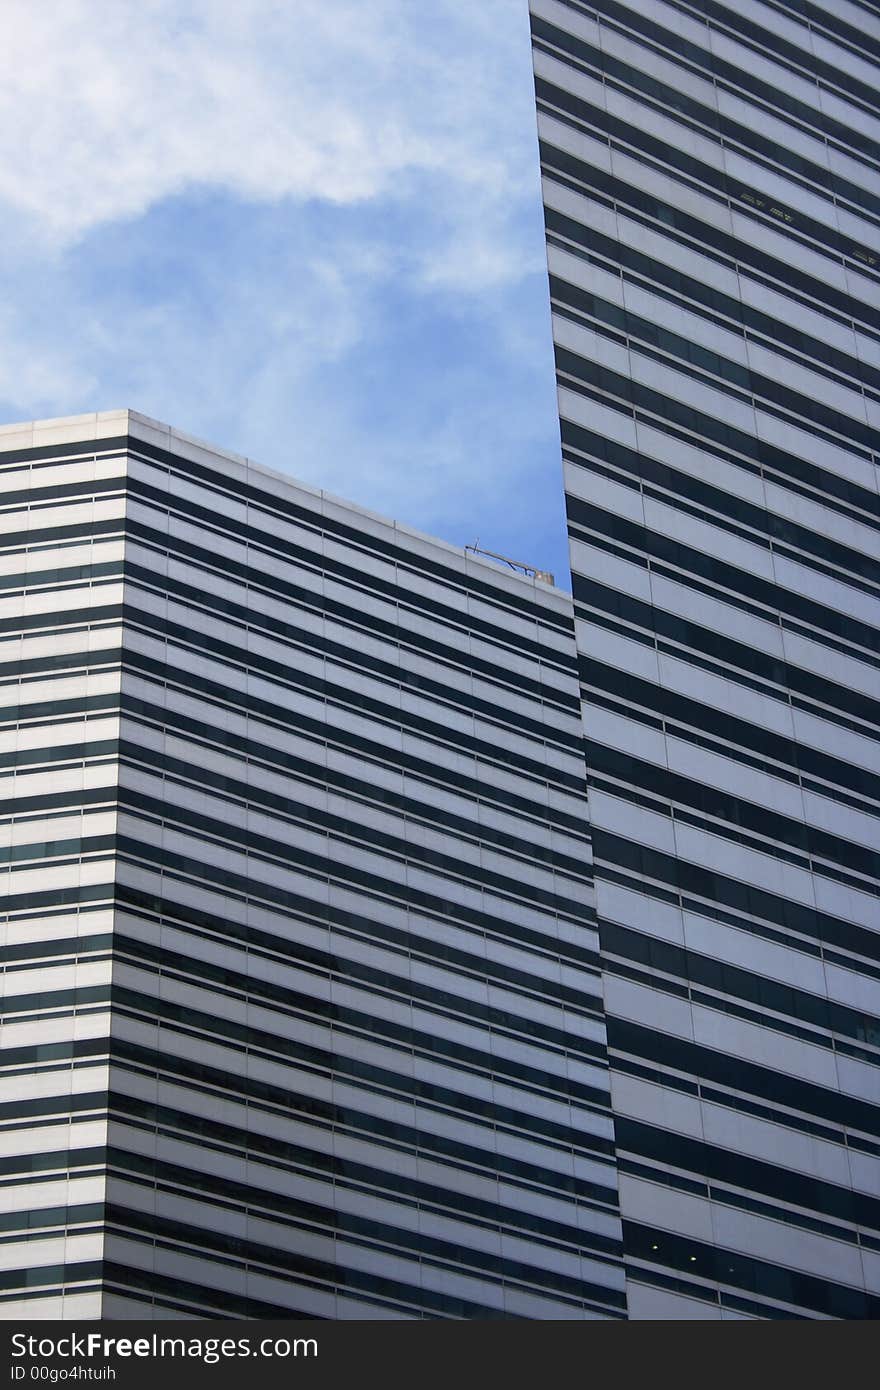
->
xmin=0 ymin=0 xmax=569 ymax=583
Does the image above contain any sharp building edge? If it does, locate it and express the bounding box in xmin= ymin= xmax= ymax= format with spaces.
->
xmin=530 ymin=0 xmax=880 ymax=1320
xmin=2 ymin=0 xmax=880 ymax=1325
xmin=0 ymin=410 xmax=625 ymax=1319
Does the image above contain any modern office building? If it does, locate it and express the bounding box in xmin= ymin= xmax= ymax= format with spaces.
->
xmin=530 ymin=0 xmax=880 ymax=1319
xmin=0 ymin=410 xmax=626 ymax=1320
xmin=3 ymin=0 xmax=879 ymax=1327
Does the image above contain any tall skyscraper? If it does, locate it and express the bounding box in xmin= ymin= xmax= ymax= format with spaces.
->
xmin=530 ymin=0 xmax=880 ymax=1319
xmin=3 ymin=0 xmax=879 ymax=1326
xmin=0 ymin=410 xmax=625 ymax=1320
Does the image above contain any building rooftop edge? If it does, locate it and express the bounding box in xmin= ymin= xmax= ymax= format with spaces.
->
xmin=0 ymin=408 xmax=569 ymax=606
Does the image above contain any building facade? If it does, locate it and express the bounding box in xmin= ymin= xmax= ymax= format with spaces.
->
xmin=3 ymin=0 xmax=880 ymax=1325
xmin=0 ymin=410 xmax=626 ymax=1320
xmin=530 ymin=0 xmax=880 ymax=1318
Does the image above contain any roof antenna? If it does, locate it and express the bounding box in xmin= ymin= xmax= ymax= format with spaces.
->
xmin=466 ymin=539 xmax=554 ymax=586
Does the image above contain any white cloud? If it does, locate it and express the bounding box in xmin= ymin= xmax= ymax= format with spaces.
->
xmin=1 ymin=0 xmax=539 ymax=288
xmin=0 ymin=0 xmax=570 ymax=582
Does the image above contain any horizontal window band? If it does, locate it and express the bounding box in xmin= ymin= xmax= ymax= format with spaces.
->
xmin=13 ymin=918 xmax=600 ymax=1052
xmin=0 ymin=1260 xmax=104 ymax=1296
xmin=603 ymin=856 xmax=880 ymax=998
xmin=571 ymin=572 xmax=879 ymax=730
xmin=0 ymin=515 xmax=125 ymax=553
xmin=101 ymin=1099 xmax=623 ymax=1260
xmin=91 ymin=1266 xmax=322 ymax=1321
xmin=558 ymin=329 xmax=878 ymax=526
xmin=122 ymin=606 xmax=587 ymax=787
xmin=2 ymin=933 xmax=113 ymax=965
xmin=0 ymin=1203 xmax=103 ymax=1239
xmin=0 ymin=737 xmax=118 ymax=773
xmin=0 ymin=645 xmax=123 ymax=683
xmin=768 ymin=0 xmax=880 ymax=67
xmin=562 ymin=418 xmax=880 ymax=585
xmin=1 ymin=432 xmax=572 ymax=630
xmin=6 ymin=486 xmax=570 ymax=687
xmin=0 ymin=833 xmax=115 ymax=869
xmin=562 ymin=402 xmax=880 ymax=555
xmin=98 ymin=1188 xmax=625 ymax=1310
xmin=101 ymin=1240 xmax=581 ymax=1319
xmin=117 ymin=701 xmax=591 ymax=848
xmin=0 ymin=541 xmax=578 ymax=709
xmin=110 ymin=927 xmax=608 ymax=1064
xmin=115 ymin=763 xmax=592 ymax=913
xmin=547 ymin=211 xmax=880 ymax=399
xmin=124 ymin=442 xmax=571 ymax=627
xmin=0 ymin=602 xmax=125 ymax=637
xmin=603 ymin=921 xmax=880 ymax=1052
xmin=0 ymin=1143 xmax=108 ymax=1180
xmin=551 ymin=276 xmax=880 ymax=456
xmin=620 ymin=1263 xmax=732 ymax=1317
xmin=686 ymin=0 xmax=880 ymax=113
xmin=594 ymin=827 xmax=880 ymax=968
xmin=0 ymin=649 xmax=587 ymax=829
xmin=110 ymin=988 xmax=614 ymax=1137
xmin=103 ymin=971 xmax=611 ymax=1110
xmin=5 ymin=756 xmax=589 ymax=928
xmin=0 ymin=692 xmax=121 ymax=729
xmin=600 ymin=951 xmax=879 ymax=1062
xmin=535 ymin=77 xmax=879 ymax=277
xmin=0 ymin=559 xmax=123 ymax=592
xmin=532 ymin=16 xmax=880 ymax=219
xmin=120 ymin=999 xmax=618 ymax=1161
xmin=112 ymin=865 xmax=600 ymax=1013
xmin=570 ymin=516 xmax=879 ymax=682
xmin=612 ymin=1053 xmax=857 ymax=1153
xmin=0 ymin=881 xmax=116 ymax=918
xmin=558 ymin=353 xmax=878 ymax=558
xmin=123 ymin=486 xmax=576 ymax=677
xmin=3 ymin=734 xmax=591 ymax=878
xmin=585 ymin=726 xmax=875 ymax=871
xmin=573 ymin=593 xmax=831 ymax=723
xmin=123 ymin=561 xmax=581 ymax=746
xmin=617 ymin=1115 xmax=880 ymax=1233
xmin=0 ymin=1251 xmax=387 ymax=1320
xmin=2 ymin=965 xmax=608 ymax=1092
xmin=539 ymin=138 xmax=880 ymax=341
xmin=579 ymin=652 xmax=879 ymax=805
xmin=623 ymin=1218 xmax=879 ymax=1318
xmin=0 ymin=474 xmax=126 ymax=509
xmin=114 ymin=778 xmax=592 ymax=921
xmin=586 ymin=739 xmax=880 ymax=883
xmin=2 ymin=793 xmax=119 ymax=833
xmin=575 ymin=602 xmax=880 ymax=751
xmin=1 ymin=473 xmax=564 ymax=666
xmin=570 ymin=0 xmax=880 ymax=161
xmin=0 ymin=1033 xmax=617 ymax=1163
xmin=608 ymin=1016 xmax=880 ymax=1138
xmin=105 ymin=1044 xmax=617 ymax=1182
xmin=2 ymin=837 xmax=602 ymax=995
xmin=0 ymin=1074 xmax=619 ymax=1208
xmin=10 ymin=992 xmax=616 ymax=1173
xmin=114 ymin=837 xmax=597 ymax=985
xmin=5 ymin=604 xmax=585 ymax=791
xmin=580 ymin=687 xmax=877 ymax=826
xmin=123 ymin=661 xmax=585 ymax=803
xmin=0 ymin=1094 xmax=109 ymax=1126
xmin=113 ymin=881 xmax=602 ymax=1011
xmin=629 ymin=1263 xmax=803 ymax=1320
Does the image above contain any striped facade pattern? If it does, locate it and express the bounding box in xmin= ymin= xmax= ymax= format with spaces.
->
xmin=0 ymin=411 xmax=625 ymax=1320
xmin=531 ymin=0 xmax=880 ymax=1319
